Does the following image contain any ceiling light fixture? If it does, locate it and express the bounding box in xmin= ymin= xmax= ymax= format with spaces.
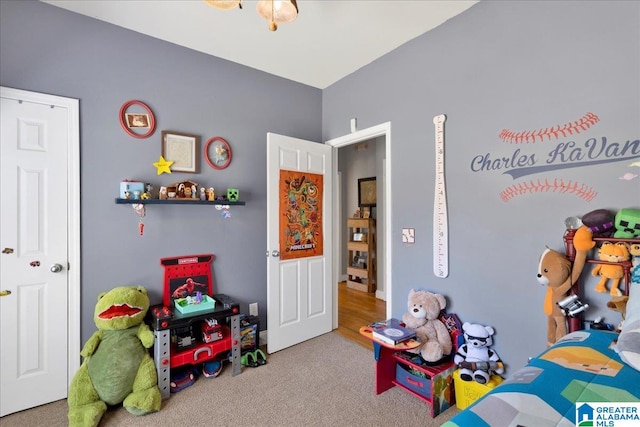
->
xmin=204 ymin=1 xmax=298 ymax=32
xmin=204 ymin=1 xmax=243 ymax=10
xmin=256 ymin=0 xmax=298 ymax=31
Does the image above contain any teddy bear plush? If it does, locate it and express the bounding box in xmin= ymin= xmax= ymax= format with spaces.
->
xmin=68 ymin=286 xmax=162 ymax=427
xmin=454 ymin=322 xmax=504 ymax=384
xmin=402 ymin=289 xmax=452 ymax=362
xmin=537 ymin=225 xmax=594 ymax=346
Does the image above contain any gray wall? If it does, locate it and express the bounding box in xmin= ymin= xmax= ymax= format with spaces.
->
xmin=324 ymin=0 xmax=639 ymax=369
xmin=2 ymin=0 xmax=639 ymax=374
xmin=0 ymin=0 xmax=322 ymax=343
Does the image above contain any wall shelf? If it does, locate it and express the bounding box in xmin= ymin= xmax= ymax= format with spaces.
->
xmin=115 ymin=198 xmax=245 ymax=206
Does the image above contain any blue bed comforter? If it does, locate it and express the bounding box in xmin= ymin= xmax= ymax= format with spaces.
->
xmin=443 ymin=329 xmax=640 ymax=427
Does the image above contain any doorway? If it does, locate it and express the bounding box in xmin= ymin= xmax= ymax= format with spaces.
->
xmin=327 ymin=122 xmax=391 ymax=343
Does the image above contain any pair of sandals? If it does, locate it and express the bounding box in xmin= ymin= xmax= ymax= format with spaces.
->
xmin=241 ymin=349 xmax=267 ymax=368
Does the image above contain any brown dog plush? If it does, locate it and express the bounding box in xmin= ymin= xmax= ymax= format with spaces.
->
xmin=537 ymin=226 xmax=595 ymax=346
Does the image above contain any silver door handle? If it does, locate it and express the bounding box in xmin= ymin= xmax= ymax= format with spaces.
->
xmin=271 ymin=250 xmax=280 ymax=257
xmin=50 ymin=263 xmax=64 ymax=273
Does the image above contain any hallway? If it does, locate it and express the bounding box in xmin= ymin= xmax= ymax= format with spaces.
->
xmin=335 ymin=281 xmax=385 ymax=349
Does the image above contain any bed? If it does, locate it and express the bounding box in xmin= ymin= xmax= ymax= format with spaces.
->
xmin=443 ymin=282 xmax=640 ymax=427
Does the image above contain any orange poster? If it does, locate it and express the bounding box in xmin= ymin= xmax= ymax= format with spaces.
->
xmin=279 ymin=170 xmax=323 ymax=260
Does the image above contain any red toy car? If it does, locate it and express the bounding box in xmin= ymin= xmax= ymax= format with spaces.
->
xmin=201 ymin=318 xmax=222 ymax=343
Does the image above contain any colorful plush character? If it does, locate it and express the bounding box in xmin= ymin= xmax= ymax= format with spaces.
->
xmin=402 ymin=289 xmax=452 ymax=362
xmin=581 ymin=208 xmax=616 ymax=238
xmin=630 ymin=243 xmax=640 ymax=284
xmin=454 ymin=322 xmax=504 ymax=384
xmin=68 ymin=286 xmax=161 ymax=427
xmin=537 ymin=225 xmax=594 ymax=346
xmin=614 ymin=208 xmax=640 ymax=239
xmin=592 ymin=241 xmax=629 ymax=296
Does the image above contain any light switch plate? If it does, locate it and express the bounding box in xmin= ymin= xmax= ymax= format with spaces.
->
xmin=402 ymin=228 xmax=415 ymax=244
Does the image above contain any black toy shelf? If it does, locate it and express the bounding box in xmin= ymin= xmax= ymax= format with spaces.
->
xmin=115 ymin=198 xmax=245 ymax=206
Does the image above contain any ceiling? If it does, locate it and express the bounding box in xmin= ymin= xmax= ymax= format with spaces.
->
xmin=42 ymin=0 xmax=478 ymax=89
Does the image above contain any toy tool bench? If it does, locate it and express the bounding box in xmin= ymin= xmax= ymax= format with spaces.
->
xmin=148 ymin=254 xmax=241 ymax=400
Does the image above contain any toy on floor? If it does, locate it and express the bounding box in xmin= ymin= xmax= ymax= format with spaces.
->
xmin=202 ymin=360 xmax=224 ymax=378
xmin=241 ymin=349 xmax=267 ymax=368
xmin=401 ymin=289 xmax=452 ymax=362
xmin=537 ymin=225 xmax=594 ymax=346
xmin=592 ymin=241 xmax=629 ymax=296
xmin=68 ymin=286 xmax=161 ymax=427
xmin=454 ymin=322 xmax=504 ymax=384
xmin=170 ymin=366 xmax=199 ymax=392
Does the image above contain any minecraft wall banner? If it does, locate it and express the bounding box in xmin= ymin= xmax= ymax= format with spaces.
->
xmin=279 ymin=170 xmax=323 ymax=260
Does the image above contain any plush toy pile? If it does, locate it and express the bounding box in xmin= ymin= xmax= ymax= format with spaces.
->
xmin=68 ymin=286 xmax=161 ymax=427
xmin=402 ymin=289 xmax=452 ymax=362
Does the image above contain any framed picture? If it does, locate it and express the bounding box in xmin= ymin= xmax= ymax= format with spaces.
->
xmin=204 ymin=136 xmax=232 ymax=170
xmin=125 ymin=113 xmax=150 ymax=128
xmin=358 ymin=177 xmax=376 ymax=207
xmin=162 ymin=131 xmax=199 ymax=173
xmin=119 ymin=100 xmax=156 ymax=139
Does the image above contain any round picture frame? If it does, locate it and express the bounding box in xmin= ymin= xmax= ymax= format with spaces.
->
xmin=119 ymin=100 xmax=156 ymax=139
xmin=204 ymin=136 xmax=232 ymax=170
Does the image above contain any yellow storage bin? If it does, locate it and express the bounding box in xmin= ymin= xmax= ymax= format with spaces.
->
xmin=453 ymin=369 xmax=504 ymax=410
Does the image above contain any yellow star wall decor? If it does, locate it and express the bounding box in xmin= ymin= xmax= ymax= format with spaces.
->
xmin=153 ymin=156 xmax=173 ymax=175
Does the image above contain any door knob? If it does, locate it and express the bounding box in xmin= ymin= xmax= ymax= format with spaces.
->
xmin=50 ymin=263 xmax=64 ymax=273
xmin=0 ymin=290 xmax=11 ymax=297
xmin=271 ymin=250 xmax=280 ymax=257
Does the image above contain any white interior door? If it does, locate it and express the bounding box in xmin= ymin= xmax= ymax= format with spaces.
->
xmin=266 ymin=133 xmax=333 ymax=353
xmin=0 ymin=89 xmax=78 ymax=416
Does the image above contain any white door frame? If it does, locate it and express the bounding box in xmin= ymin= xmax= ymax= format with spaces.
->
xmin=0 ymin=86 xmax=81 ymax=388
xmin=326 ymin=122 xmax=392 ymax=328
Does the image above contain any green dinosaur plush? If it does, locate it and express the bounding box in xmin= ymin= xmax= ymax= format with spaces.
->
xmin=68 ymin=286 xmax=161 ymax=427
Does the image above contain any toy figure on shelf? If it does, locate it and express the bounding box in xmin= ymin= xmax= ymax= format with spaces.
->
xmin=592 ymin=241 xmax=629 ymax=296
xmin=200 ymin=187 xmax=207 ymax=201
xmin=207 ymin=187 xmax=215 ymax=201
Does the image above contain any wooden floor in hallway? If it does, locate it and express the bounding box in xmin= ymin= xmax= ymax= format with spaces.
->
xmin=335 ymin=281 xmax=386 ymax=349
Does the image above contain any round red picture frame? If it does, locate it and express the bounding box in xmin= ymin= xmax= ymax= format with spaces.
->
xmin=119 ymin=100 xmax=156 ymax=139
xmin=204 ymin=136 xmax=232 ymax=170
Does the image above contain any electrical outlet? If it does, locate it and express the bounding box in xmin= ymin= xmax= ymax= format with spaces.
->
xmin=249 ymin=302 xmax=258 ymax=317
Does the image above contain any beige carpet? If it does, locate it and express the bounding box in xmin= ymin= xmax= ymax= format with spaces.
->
xmin=1 ymin=332 xmax=459 ymax=426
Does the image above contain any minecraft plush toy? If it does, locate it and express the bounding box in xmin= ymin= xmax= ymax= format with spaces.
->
xmin=614 ymin=208 xmax=640 ymax=239
xmin=537 ymin=225 xmax=595 ymax=346
xmin=454 ymin=322 xmax=504 ymax=384
xmin=402 ymin=289 xmax=452 ymax=362
xmin=68 ymin=286 xmax=161 ymax=427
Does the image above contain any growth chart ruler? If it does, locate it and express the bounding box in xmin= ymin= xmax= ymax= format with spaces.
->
xmin=433 ymin=114 xmax=448 ymax=278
